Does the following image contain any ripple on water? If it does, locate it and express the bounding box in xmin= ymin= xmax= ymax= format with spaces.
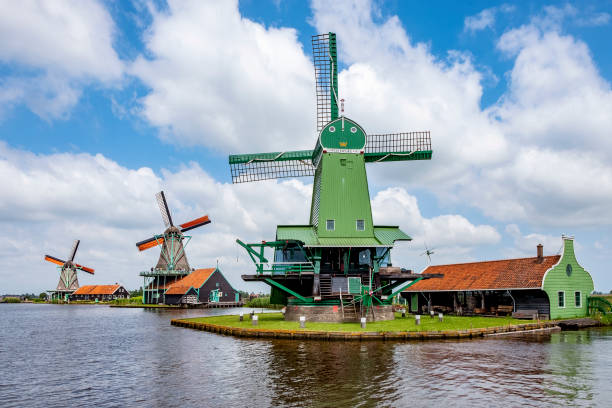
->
xmin=1 ymin=304 xmax=612 ymax=407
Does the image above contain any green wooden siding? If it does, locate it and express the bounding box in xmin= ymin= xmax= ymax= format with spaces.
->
xmin=542 ymin=238 xmax=594 ymax=319
xmin=313 ymin=152 xmax=374 ymax=239
xmin=411 ymin=293 xmax=418 ymax=312
xmin=319 ymin=117 xmax=366 ymax=150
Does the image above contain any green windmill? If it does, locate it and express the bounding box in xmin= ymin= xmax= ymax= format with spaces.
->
xmin=230 ymin=33 xmax=438 ymax=321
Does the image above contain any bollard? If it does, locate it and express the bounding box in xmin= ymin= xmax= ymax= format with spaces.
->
xmin=430 ymin=310 xmax=434 ymax=319
xmin=360 ymin=317 xmax=366 ymax=329
xmin=401 ymin=309 xmax=406 ymax=318
xmin=252 ymin=315 xmax=258 ymax=326
xmin=239 ymin=312 xmax=244 ymax=321
xmin=415 ymin=315 xmax=421 ymax=325
xmin=438 ymin=312 xmax=443 ymax=322
xmin=299 ymin=316 xmax=306 ymax=328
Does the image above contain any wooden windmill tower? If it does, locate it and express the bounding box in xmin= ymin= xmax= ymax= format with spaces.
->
xmin=229 ymin=33 xmax=439 ymax=322
xmin=136 ymin=191 xmax=211 ymax=304
xmin=44 ymin=240 xmax=94 ymax=301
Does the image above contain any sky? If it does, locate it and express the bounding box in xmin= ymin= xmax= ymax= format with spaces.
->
xmin=0 ymin=0 xmax=611 ymax=294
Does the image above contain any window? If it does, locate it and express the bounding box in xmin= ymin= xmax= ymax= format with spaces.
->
xmin=558 ymin=291 xmax=565 ymax=308
xmin=216 ymin=282 xmax=219 ymax=287
xmin=356 ymin=219 xmax=365 ymax=231
xmin=575 ymin=291 xmax=581 ymax=308
xmin=326 ymin=219 xmax=335 ymax=231
xmin=566 ymin=264 xmax=572 ymax=276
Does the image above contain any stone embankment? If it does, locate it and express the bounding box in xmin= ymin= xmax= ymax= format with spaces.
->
xmin=170 ymin=319 xmax=561 ymax=341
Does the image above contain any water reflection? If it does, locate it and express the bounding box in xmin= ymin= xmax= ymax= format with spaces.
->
xmin=1 ymin=304 xmax=611 ymax=408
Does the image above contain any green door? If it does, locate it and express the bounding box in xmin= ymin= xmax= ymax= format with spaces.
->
xmin=209 ymin=289 xmax=220 ymax=303
xmin=235 ymin=292 xmax=240 ymax=302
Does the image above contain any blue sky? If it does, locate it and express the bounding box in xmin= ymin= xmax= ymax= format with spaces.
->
xmin=0 ymin=0 xmax=611 ymax=294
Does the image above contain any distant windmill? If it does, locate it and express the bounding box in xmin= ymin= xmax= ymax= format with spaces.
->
xmin=136 ymin=191 xmax=211 ymax=304
xmin=44 ymin=240 xmax=94 ymax=301
xmin=420 ymin=242 xmax=435 ymax=264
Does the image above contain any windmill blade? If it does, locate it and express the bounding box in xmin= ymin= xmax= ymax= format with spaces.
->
xmin=365 ymin=132 xmax=432 ymax=163
xmin=229 ymin=150 xmax=315 ymax=183
xmin=155 ymin=191 xmax=174 ymax=228
xmin=75 ymin=263 xmax=95 ymax=274
xmin=312 ymin=32 xmax=338 ymax=132
xmin=136 ymin=236 xmax=165 ymax=252
xmin=68 ymin=239 xmax=80 ymax=262
xmin=44 ymin=255 xmax=66 ymax=267
xmin=180 ymin=215 xmax=211 ymax=233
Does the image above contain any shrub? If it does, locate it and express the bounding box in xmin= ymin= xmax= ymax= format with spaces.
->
xmin=2 ymin=297 xmax=21 ymax=303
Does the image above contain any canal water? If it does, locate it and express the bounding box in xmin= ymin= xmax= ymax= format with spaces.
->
xmin=1 ymin=304 xmax=611 ymax=407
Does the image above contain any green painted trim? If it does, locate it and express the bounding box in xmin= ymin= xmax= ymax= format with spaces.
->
xmin=388 ymin=277 xmax=424 ymax=299
xmin=236 ymin=239 xmax=268 ymax=263
xmin=364 ymin=150 xmax=433 ymax=163
xmin=329 ymin=32 xmax=338 ymax=121
xmin=229 ymin=150 xmax=314 ymax=164
xmin=264 ymin=278 xmax=312 ymax=303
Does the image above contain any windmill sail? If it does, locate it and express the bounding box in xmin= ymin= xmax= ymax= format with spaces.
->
xmin=156 ymin=191 xmax=174 ymax=228
xmin=365 ymin=132 xmax=432 ymax=163
xmin=312 ymin=33 xmax=338 ymax=133
xmin=68 ymin=239 xmax=80 ymax=262
xmin=229 ymin=150 xmax=315 ymax=183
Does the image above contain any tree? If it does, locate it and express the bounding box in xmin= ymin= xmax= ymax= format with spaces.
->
xmin=129 ymin=288 xmax=143 ymax=298
xmin=39 ymin=292 xmax=47 ymax=300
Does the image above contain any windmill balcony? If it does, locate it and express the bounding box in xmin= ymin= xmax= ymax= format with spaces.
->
xmin=257 ymin=262 xmax=315 ymax=276
xmin=139 ymin=268 xmax=191 ymax=277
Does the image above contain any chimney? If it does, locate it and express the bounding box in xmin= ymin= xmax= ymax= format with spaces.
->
xmin=536 ymin=244 xmax=543 ymax=263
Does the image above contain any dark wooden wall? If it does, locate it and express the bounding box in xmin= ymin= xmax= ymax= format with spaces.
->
xmin=198 ymin=270 xmax=238 ymax=303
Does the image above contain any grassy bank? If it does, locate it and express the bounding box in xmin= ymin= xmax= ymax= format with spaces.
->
xmin=1 ymin=297 xmax=21 ymax=303
xmin=184 ymin=312 xmax=537 ymax=333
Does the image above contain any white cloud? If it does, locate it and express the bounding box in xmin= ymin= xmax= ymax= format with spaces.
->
xmin=505 ymin=224 xmax=562 ymax=258
xmin=0 ymin=0 xmax=122 ymax=120
xmin=371 ymin=187 xmax=500 ymax=270
xmin=576 ymin=12 xmax=611 ymax=27
xmin=463 ymin=4 xmax=515 ymax=33
xmin=0 ymin=144 xmax=498 ymax=293
xmin=310 ymin=0 xmax=612 ymax=228
xmin=131 ymin=0 xmax=315 ymax=152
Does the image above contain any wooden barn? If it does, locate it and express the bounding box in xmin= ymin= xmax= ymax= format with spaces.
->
xmin=163 ymin=267 xmax=240 ymax=306
xmin=71 ymin=284 xmax=130 ymax=301
xmin=403 ymin=237 xmax=594 ymax=320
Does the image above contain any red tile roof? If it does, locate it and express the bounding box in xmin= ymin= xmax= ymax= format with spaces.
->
xmin=164 ymin=285 xmax=194 ymax=295
xmin=405 ymin=255 xmax=561 ymax=292
xmin=145 ymin=277 xmax=182 ymax=290
xmin=73 ymin=284 xmax=121 ymax=295
xmin=164 ymin=268 xmax=216 ymax=296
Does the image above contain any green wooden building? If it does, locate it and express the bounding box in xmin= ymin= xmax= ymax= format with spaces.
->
xmin=405 ymin=237 xmax=594 ymax=320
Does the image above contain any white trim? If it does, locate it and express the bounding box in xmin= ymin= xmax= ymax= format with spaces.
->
xmin=326 ymin=219 xmax=335 ymax=231
xmin=558 ymin=290 xmax=566 ymax=308
xmin=574 ymin=291 xmax=582 ymax=308
xmin=541 ymin=236 xmax=567 ymax=289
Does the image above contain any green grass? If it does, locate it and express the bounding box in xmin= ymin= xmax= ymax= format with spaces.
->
xmin=184 ymin=313 xmax=537 ymax=333
xmin=110 ymin=296 xmax=142 ymax=305
xmin=1 ymin=297 xmax=21 ymax=303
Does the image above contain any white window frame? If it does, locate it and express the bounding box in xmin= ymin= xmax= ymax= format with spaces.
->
xmin=326 ymin=219 xmax=335 ymax=231
xmin=356 ymin=219 xmax=365 ymax=231
xmin=574 ymin=291 xmax=581 ymax=308
xmin=558 ymin=291 xmax=565 ymax=308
